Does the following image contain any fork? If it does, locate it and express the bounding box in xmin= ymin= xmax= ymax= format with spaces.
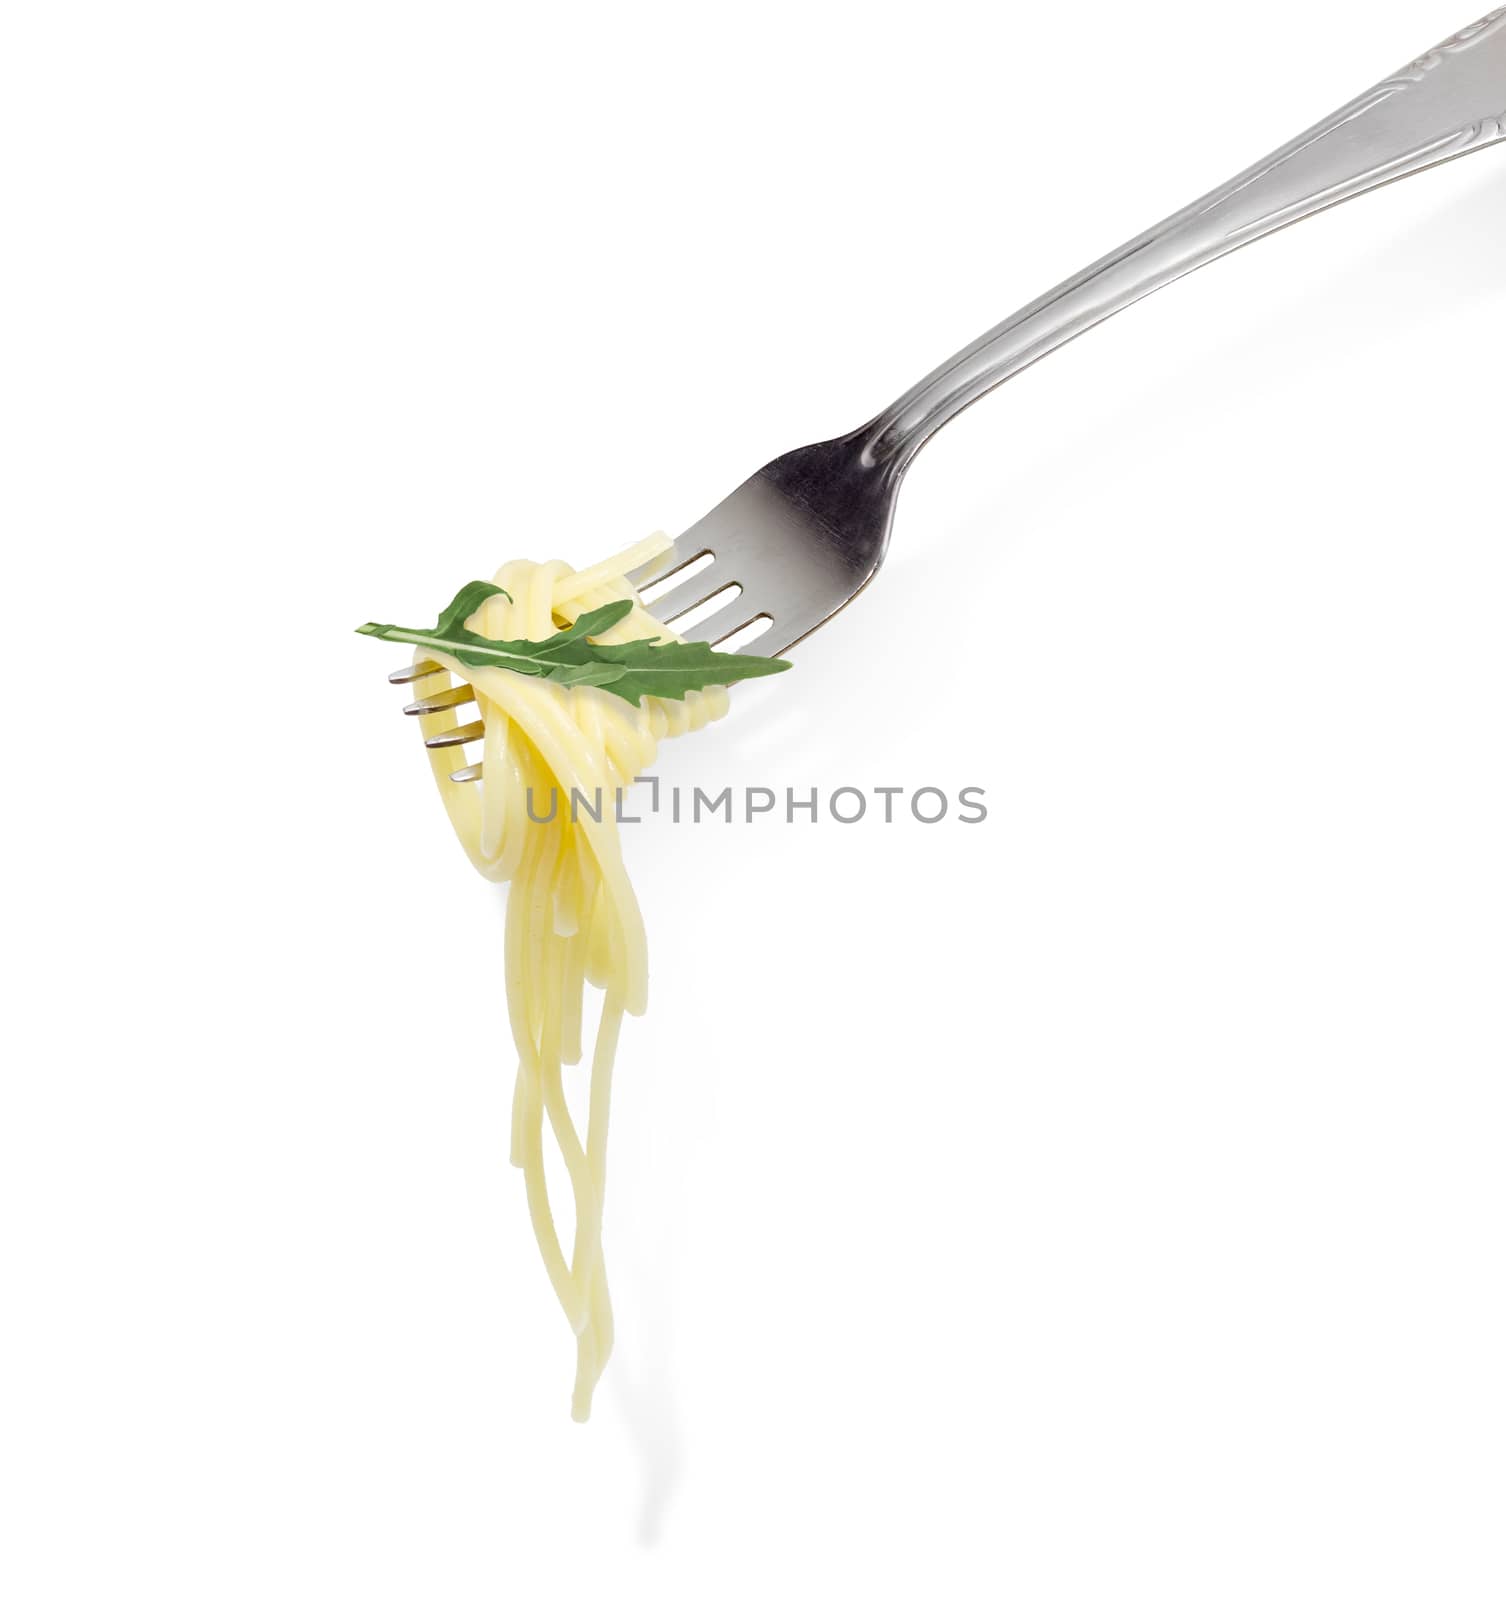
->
xmin=398 ymin=8 xmax=1506 ymax=758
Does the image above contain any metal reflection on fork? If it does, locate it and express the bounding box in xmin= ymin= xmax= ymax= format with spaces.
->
xmin=390 ymin=9 xmax=1506 ymax=779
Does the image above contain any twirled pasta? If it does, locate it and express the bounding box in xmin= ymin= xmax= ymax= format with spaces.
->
xmin=411 ymin=534 xmax=726 ymax=1419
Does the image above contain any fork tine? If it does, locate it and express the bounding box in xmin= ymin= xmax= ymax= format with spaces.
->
xmin=424 ymin=719 xmax=485 ymax=749
xmin=624 ymin=536 xmax=708 ymax=591
xmin=648 ymin=564 xmax=739 ymax=625
xmin=679 ymin=598 xmax=769 ymax=646
xmin=450 ymin=763 xmax=484 ymax=783
xmin=388 ymin=659 xmax=446 ymax=685
xmin=404 ymin=684 xmax=476 ymax=715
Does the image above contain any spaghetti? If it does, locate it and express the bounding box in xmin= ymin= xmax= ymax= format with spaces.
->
xmin=411 ymin=534 xmax=726 ymax=1419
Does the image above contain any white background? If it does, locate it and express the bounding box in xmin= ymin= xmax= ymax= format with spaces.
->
xmin=3 ymin=1 xmax=1503 ymax=1594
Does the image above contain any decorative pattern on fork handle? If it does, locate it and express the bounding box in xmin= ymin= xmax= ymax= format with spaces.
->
xmin=1378 ymin=7 xmax=1506 ymax=148
xmin=1382 ymin=6 xmax=1505 ymax=87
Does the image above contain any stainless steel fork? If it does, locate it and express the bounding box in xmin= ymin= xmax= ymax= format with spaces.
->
xmin=632 ymin=8 xmax=1506 ymax=657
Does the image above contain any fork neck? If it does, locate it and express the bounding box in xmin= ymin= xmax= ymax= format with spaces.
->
xmin=849 ymin=208 xmax=1240 ymax=477
xmin=849 ymin=207 xmax=1232 ymax=477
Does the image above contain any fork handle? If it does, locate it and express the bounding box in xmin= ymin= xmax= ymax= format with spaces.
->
xmin=858 ymin=9 xmax=1506 ymax=474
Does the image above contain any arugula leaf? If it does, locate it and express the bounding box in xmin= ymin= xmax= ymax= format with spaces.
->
xmin=357 ymin=581 xmax=790 ymax=704
xmin=579 ymin=635 xmax=790 ymax=705
xmin=357 ymin=590 xmax=627 ymax=680
xmin=435 ymin=580 xmax=512 ymax=633
xmin=522 ymin=601 xmax=635 ymax=659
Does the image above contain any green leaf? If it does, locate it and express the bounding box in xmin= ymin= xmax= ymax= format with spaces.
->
xmin=436 ymin=580 xmax=511 ymax=633
xmin=582 ymin=635 xmax=791 ymax=705
xmin=522 ymin=601 xmax=634 ymax=658
xmin=357 ymin=581 xmax=791 ymax=705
